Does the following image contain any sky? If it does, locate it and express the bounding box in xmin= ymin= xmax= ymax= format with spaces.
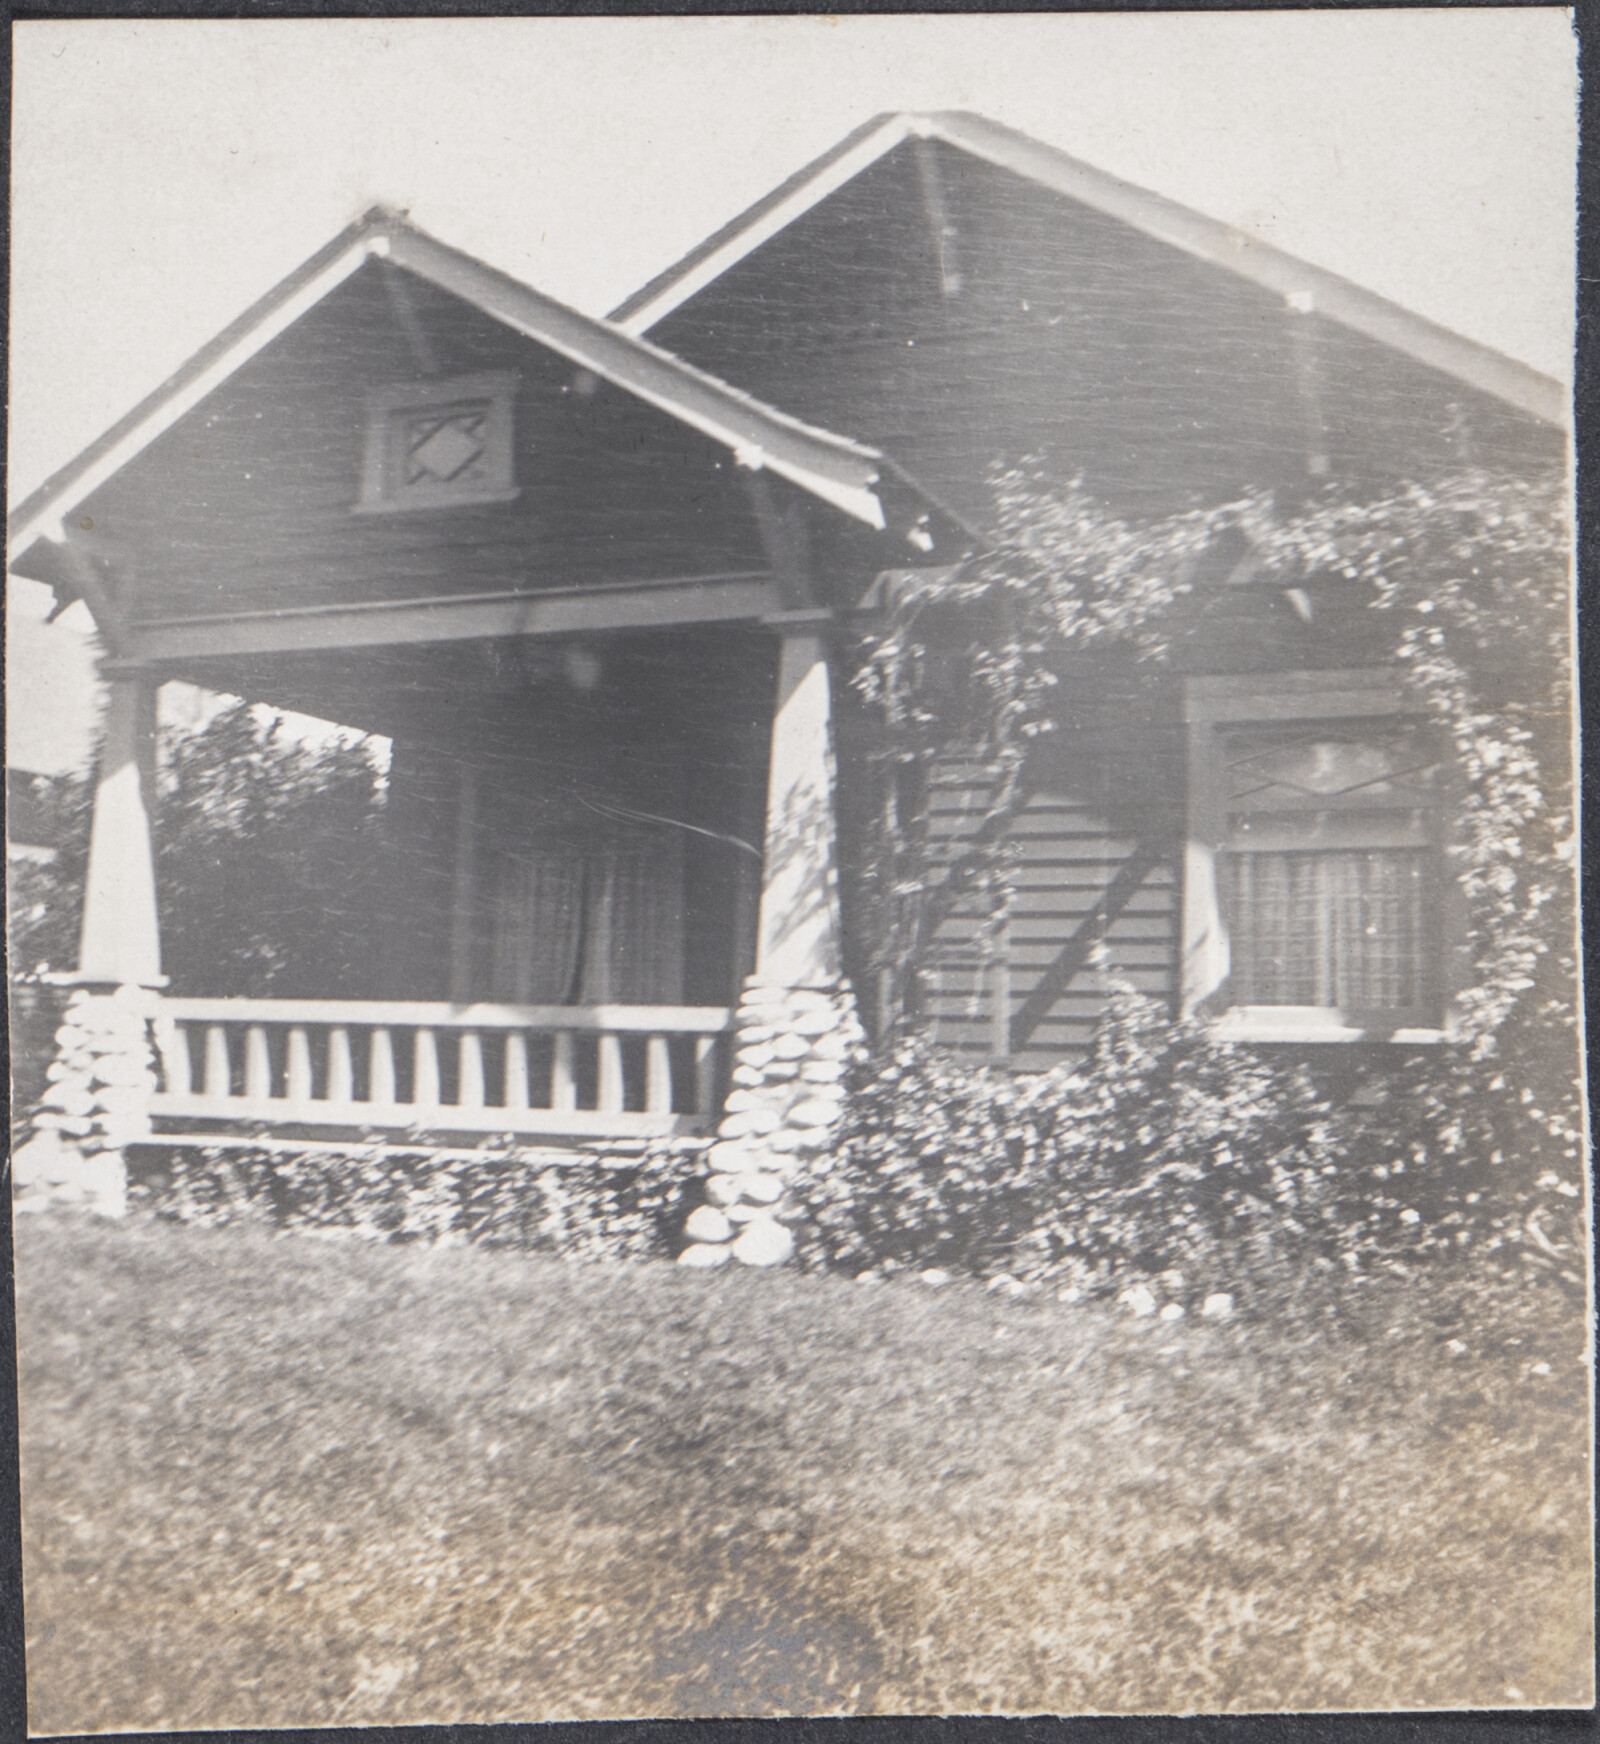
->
xmin=7 ymin=10 xmax=1579 ymax=771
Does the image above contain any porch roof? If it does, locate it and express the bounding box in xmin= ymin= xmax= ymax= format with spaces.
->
xmin=6 ymin=208 xmax=889 ymax=573
xmin=611 ymin=111 xmax=1567 ymax=431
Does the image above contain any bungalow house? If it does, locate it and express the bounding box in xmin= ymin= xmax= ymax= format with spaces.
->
xmin=9 ymin=114 xmax=1567 ymax=1245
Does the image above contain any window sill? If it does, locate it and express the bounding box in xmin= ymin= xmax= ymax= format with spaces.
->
xmin=1209 ymin=1007 xmax=1447 ymax=1045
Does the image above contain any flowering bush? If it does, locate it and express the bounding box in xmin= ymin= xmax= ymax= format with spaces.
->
xmin=852 ymin=468 xmax=1575 ymax=1039
xmin=132 ymin=1140 xmax=707 ymax=1261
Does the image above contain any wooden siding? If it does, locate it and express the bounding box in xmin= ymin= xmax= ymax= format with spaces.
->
xmin=57 ymin=260 xmax=768 ymax=626
xmin=923 ymin=778 xmax=1180 ymax=1069
xmin=919 ymin=676 xmax=1185 ymax=1067
xmin=646 ymin=139 xmax=1563 ymax=531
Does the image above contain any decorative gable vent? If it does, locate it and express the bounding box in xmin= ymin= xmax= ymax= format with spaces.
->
xmin=356 ymin=371 xmax=519 ymax=513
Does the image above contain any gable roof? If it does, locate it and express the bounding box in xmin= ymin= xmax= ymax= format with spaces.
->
xmin=611 ymin=110 xmax=1567 ymax=431
xmin=7 ymin=209 xmax=890 ymax=570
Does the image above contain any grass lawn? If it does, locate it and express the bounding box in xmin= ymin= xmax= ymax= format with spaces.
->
xmin=15 ymin=1210 xmax=1592 ymax=1730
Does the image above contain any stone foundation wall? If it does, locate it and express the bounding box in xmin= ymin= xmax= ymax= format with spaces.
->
xmin=678 ymin=976 xmax=864 ymax=1268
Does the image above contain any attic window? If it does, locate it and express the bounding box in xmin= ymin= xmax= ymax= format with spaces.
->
xmin=356 ymin=371 xmax=519 ymax=513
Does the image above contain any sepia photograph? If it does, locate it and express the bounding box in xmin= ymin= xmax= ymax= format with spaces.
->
xmin=6 ymin=11 xmax=1590 ymax=1729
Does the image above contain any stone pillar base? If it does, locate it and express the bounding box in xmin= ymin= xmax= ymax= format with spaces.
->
xmin=678 ymin=976 xmax=864 ymax=1268
xmin=16 ymin=984 xmax=163 ymax=1220
xmin=12 ymin=1129 xmax=129 ymax=1218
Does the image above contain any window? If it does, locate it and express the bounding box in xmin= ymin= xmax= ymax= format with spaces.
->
xmin=1183 ymin=673 xmax=1451 ymax=1041
xmin=355 ymin=372 xmax=519 ymax=513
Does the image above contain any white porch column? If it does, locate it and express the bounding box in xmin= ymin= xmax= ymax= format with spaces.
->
xmin=753 ymin=627 xmax=843 ymax=987
xmin=680 ymin=621 xmax=865 ymax=1272
xmin=17 ymin=668 xmax=164 ymax=1218
xmin=77 ymin=669 xmax=163 ymax=987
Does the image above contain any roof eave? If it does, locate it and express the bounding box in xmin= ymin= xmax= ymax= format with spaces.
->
xmin=610 ymin=110 xmax=912 ymax=330
xmin=610 ymin=113 xmax=915 ymax=337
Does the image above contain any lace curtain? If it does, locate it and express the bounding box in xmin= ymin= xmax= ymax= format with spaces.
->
xmin=1223 ymin=848 xmax=1429 ymax=1010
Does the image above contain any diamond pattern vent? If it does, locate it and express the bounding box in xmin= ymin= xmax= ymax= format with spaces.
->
xmin=357 ymin=371 xmax=519 ymax=513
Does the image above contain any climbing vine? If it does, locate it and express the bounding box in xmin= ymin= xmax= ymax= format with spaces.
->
xmin=850 ymin=464 xmax=1574 ymax=1067
xmin=820 ymin=463 xmax=1582 ymax=1294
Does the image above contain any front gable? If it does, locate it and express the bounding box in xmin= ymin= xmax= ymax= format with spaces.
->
xmin=14 ymin=258 xmax=771 ymax=627
xmin=8 ymin=213 xmax=946 ymax=672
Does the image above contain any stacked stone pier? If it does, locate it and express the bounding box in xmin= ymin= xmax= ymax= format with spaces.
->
xmin=677 ymin=623 xmax=863 ymax=1270
xmin=677 ymin=977 xmax=864 ymax=1267
xmin=14 ymin=985 xmax=164 ymax=1217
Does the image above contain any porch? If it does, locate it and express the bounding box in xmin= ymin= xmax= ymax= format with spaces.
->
xmin=44 ymin=593 xmax=855 ymax=1175
xmin=12 ymin=223 xmax=897 ymax=1195
xmin=115 ymin=617 xmax=797 ymax=1145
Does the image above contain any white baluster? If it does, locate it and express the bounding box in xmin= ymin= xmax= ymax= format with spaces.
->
xmin=204 ymin=1025 xmax=231 ymax=1099
xmin=645 ymin=1035 xmax=672 ymax=1114
xmin=413 ymin=1028 xmax=440 ymax=1108
xmin=458 ymin=1030 xmax=485 ymax=1109
xmin=551 ymin=1031 xmax=576 ymax=1111
xmin=327 ymin=1028 xmax=353 ymax=1104
xmin=244 ymin=1026 xmax=272 ymax=1100
xmin=598 ymin=1033 xmax=625 ymax=1115
xmin=158 ymin=1023 xmax=193 ymax=1097
xmin=694 ymin=1034 xmax=718 ymax=1117
xmin=369 ymin=1027 xmax=396 ymax=1105
xmin=285 ymin=1027 xmax=313 ymax=1105
xmin=503 ymin=1032 xmax=529 ymax=1110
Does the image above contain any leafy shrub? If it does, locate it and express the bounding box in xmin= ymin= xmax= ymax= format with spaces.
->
xmin=791 ymin=991 xmax=1333 ymax=1299
xmin=6 ymin=772 xmax=90 ymax=982
xmin=7 ymin=773 xmax=92 ymax=1121
xmin=131 ymin=1141 xmax=708 ymax=1261
xmin=156 ymin=701 xmax=389 ymax=999
xmin=1330 ymin=1048 xmax=1587 ymax=1292
xmin=9 ymin=706 xmax=388 ymax=1000
xmin=790 ymin=980 xmax=1586 ymax=1306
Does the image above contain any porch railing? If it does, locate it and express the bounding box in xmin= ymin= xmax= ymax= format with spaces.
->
xmin=149 ymin=998 xmax=733 ymax=1138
